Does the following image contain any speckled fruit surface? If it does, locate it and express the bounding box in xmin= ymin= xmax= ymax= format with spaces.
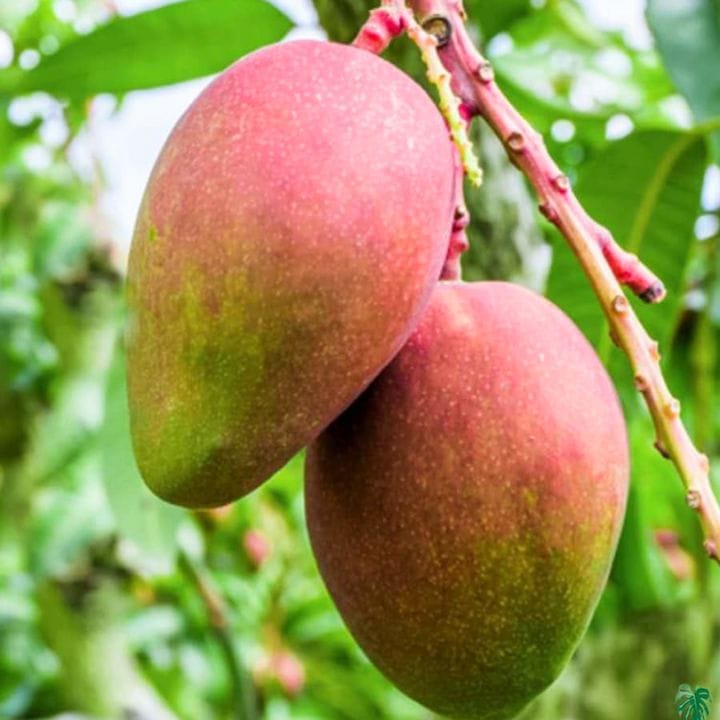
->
xmin=126 ymin=40 xmax=455 ymax=508
xmin=306 ymin=281 xmax=629 ymax=720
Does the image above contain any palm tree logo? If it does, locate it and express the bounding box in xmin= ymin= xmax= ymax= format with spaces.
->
xmin=676 ymin=685 xmax=713 ymax=719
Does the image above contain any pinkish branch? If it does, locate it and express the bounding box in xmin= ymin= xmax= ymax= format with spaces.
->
xmin=352 ymin=2 xmax=411 ymax=54
xmin=415 ymin=0 xmax=720 ymax=562
xmin=353 ymin=1 xmax=475 ymax=281
xmin=410 ymin=0 xmax=665 ymax=303
xmin=442 ymin=144 xmax=470 ymax=280
xmin=358 ymin=0 xmax=720 ymax=563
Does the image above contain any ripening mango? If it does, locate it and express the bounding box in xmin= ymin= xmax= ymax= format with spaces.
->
xmin=306 ymin=281 xmax=629 ymax=720
xmin=127 ymin=40 xmax=455 ymax=507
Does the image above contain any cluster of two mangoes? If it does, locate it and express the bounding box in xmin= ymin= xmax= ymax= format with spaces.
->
xmin=127 ymin=40 xmax=629 ymax=720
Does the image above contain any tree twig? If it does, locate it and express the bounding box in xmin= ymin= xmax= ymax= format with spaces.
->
xmin=354 ymin=0 xmax=720 ymax=563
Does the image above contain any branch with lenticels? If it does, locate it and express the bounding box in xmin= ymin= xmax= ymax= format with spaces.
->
xmin=354 ymin=0 xmax=720 ymax=563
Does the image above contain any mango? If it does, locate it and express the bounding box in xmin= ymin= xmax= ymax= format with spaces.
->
xmin=306 ymin=281 xmax=629 ymax=720
xmin=127 ymin=40 xmax=455 ymax=507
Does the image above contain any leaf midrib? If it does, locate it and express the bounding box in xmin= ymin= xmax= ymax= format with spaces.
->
xmin=597 ymin=132 xmax=698 ymax=363
xmin=625 ymin=132 xmax=696 ymax=255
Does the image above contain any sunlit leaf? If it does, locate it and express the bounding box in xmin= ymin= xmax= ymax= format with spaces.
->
xmin=493 ymin=1 xmax=679 ymax=135
xmin=29 ymin=459 xmax=114 ymax=578
xmin=2 ymin=0 xmax=293 ymax=98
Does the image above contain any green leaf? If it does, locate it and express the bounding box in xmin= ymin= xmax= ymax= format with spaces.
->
xmin=546 ymin=129 xmax=707 ymax=353
xmin=98 ymin=346 xmax=184 ymax=576
xmin=29 ymin=459 xmax=114 ymax=579
xmin=492 ymin=1 xmax=679 ymax=136
xmin=3 ymin=0 xmax=293 ymax=99
xmin=14 ymin=291 xmax=119 ymax=487
xmin=610 ymin=419 xmax=687 ymax=612
xmin=647 ymin=0 xmax=720 ymax=122
xmin=464 ymin=0 xmax=532 ymax=40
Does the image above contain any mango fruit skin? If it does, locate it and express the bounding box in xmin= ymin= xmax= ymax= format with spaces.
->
xmin=127 ymin=40 xmax=455 ymax=508
xmin=306 ymin=281 xmax=629 ymax=720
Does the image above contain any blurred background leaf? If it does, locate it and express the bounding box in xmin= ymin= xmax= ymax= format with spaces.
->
xmin=647 ymin=0 xmax=720 ymax=123
xmin=0 ymin=0 xmax=293 ymax=98
xmin=98 ymin=347 xmax=184 ymax=577
xmin=464 ymin=0 xmax=532 ymax=40
xmin=492 ymin=0 xmax=680 ymax=137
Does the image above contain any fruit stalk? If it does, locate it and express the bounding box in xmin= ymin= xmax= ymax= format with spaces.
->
xmin=354 ymin=1 xmax=482 ymax=187
xmin=356 ymin=0 xmax=720 ymax=562
xmin=442 ymin=145 xmax=470 ymax=280
xmin=352 ymin=1 xmax=410 ymax=54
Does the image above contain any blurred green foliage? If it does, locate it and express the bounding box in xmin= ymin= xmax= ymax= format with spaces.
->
xmin=0 ymin=0 xmax=720 ymax=718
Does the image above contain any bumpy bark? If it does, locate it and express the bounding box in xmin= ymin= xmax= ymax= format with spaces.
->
xmin=409 ymin=0 xmax=719 ymax=559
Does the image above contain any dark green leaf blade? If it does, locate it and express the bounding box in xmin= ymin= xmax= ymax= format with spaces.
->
xmin=546 ymin=129 xmax=706 ymax=351
xmin=610 ymin=418 xmax=687 ymax=612
xmin=464 ymin=0 xmax=532 ymax=40
xmin=647 ymin=0 xmax=720 ymax=121
xmin=7 ymin=0 xmax=293 ymax=98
